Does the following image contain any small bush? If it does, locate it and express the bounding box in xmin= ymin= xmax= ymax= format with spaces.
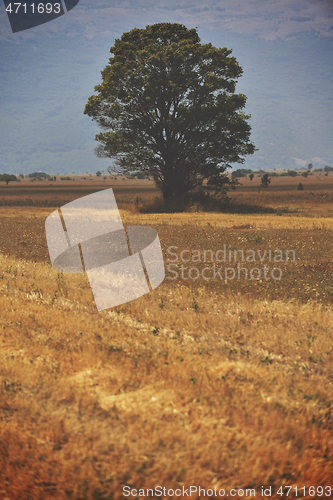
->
xmin=60 ymin=176 xmax=72 ymax=181
xmin=232 ymin=168 xmax=252 ymax=179
xmin=297 ymin=182 xmax=304 ymax=191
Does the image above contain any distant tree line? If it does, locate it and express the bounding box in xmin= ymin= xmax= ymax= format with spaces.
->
xmin=231 ymin=168 xmax=252 ymax=179
xmin=28 ymin=171 xmax=51 ymax=179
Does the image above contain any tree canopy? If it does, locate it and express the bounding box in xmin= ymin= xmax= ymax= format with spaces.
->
xmin=0 ymin=173 xmax=18 ymax=185
xmin=84 ymin=23 xmax=256 ymax=200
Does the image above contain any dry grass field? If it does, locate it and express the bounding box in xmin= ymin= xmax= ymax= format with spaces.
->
xmin=1 ymin=175 xmax=333 ymax=499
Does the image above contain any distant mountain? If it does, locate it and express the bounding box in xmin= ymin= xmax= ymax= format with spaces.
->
xmin=0 ymin=1 xmax=332 ymax=174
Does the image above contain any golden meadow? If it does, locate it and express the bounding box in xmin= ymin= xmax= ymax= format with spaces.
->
xmin=0 ymin=173 xmax=333 ymax=499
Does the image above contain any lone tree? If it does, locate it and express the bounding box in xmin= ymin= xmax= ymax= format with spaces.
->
xmin=258 ymin=173 xmax=271 ymax=192
xmin=84 ymin=23 xmax=256 ymax=200
xmin=0 ymin=173 xmax=18 ymax=185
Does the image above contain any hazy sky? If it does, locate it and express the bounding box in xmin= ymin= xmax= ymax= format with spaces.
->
xmin=0 ymin=0 xmax=332 ymax=173
xmin=2 ymin=0 xmax=332 ymax=39
xmin=86 ymin=0 xmax=333 ymax=40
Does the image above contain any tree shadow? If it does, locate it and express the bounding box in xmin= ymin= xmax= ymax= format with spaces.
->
xmin=138 ymin=192 xmax=276 ymax=214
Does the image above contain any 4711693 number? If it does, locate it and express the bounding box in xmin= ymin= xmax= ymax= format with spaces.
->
xmin=5 ymin=3 xmax=61 ymax=14
xmin=276 ymin=485 xmax=331 ymax=496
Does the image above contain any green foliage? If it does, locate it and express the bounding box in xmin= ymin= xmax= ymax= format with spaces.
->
xmin=60 ymin=176 xmax=72 ymax=180
xmin=297 ymin=182 xmax=304 ymax=190
xmin=280 ymin=169 xmax=297 ymax=177
xmin=96 ymin=171 xmax=102 ymax=176
xmin=249 ymin=172 xmax=254 ymax=181
xmin=260 ymin=356 xmax=272 ymax=364
xmin=301 ymin=171 xmax=309 ymax=177
xmin=259 ymin=173 xmax=271 ymax=192
xmin=232 ymin=168 xmax=252 ymax=179
xmin=28 ymin=171 xmax=50 ymax=179
xmin=84 ymin=23 xmax=255 ymax=200
xmin=0 ymin=173 xmax=18 ymax=184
